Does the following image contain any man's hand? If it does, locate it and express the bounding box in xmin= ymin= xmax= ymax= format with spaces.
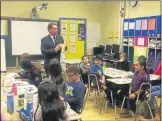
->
xmin=55 ymin=44 xmax=63 ymax=51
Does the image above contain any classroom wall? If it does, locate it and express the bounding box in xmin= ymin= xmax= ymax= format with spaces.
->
xmin=1 ymin=1 xmax=161 ymax=50
xmin=100 ymin=1 xmax=120 ymax=45
xmin=125 ymin=1 xmax=161 ymax=18
xmin=1 ymin=1 xmax=104 ymax=47
xmin=100 ymin=1 xmax=161 ymax=45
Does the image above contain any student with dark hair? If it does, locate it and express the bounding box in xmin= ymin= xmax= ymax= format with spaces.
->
xmin=120 ymin=58 xmax=150 ymax=118
xmin=62 ymin=66 xmax=85 ymax=114
xmin=48 ymin=58 xmax=66 ymax=97
xmin=15 ymin=53 xmax=42 ymax=87
xmin=117 ymin=53 xmax=129 ymax=71
xmin=90 ymin=54 xmax=105 ymax=86
xmin=34 ymin=80 xmax=69 ymax=121
xmin=79 ymin=55 xmax=90 ymax=84
xmin=138 ymin=55 xmax=147 ymax=61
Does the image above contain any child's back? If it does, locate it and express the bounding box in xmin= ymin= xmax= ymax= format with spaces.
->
xmin=65 ymin=81 xmax=85 ymax=113
xmin=64 ymin=66 xmax=85 ymax=113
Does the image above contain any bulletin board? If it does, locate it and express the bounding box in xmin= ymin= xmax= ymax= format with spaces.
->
xmin=59 ymin=18 xmax=86 ymax=59
xmin=133 ymin=36 xmax=148 ymax=63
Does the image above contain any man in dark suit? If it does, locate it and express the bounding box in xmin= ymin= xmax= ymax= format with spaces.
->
xmin=41 ymin=22 xmax=65 ymax=77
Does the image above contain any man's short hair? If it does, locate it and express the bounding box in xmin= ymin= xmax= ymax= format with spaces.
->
xmin=47 ymin=22 xmax=57 ymax=30
xmin=67 ymin=66 xmax=81 ymax=74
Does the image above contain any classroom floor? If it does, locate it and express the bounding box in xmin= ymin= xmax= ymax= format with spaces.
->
xmin=81 ymin=92 xmax=134 ymax=121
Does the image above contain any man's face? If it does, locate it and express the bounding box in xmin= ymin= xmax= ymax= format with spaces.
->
xmin=49 ymin=24 xmax=58 ymax=36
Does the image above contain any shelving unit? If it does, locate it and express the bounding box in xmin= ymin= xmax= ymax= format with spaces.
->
xmin=148 ymin=37 xmax=161 ymax=58
xmin=123 ymin=15 xmax=161 ymax=63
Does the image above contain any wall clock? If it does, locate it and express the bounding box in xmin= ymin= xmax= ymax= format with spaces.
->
xmin=129 ymin=0 xmax=138 ymax=7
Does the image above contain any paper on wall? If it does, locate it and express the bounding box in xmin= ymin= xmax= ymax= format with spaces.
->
xmin=142 ymin=19 xmax=147 ymax=30
xmin=129 ymin=22 xmax=135 ymax=29
xmin=137 ymin=48 xmax=145 ymax=55
xmin=70 ymin=34 xmax=76 ymax=43
xmin=124 ymin=22 xmax=128 ymax=30
xmin=70 ymin=23 xmax=76 ymax=31
xmin=61 ymin=22 xmax=67 ymax=32
xmin=136 ymin=20 xmax=141 ymax=30
xmin=70 ymin=43 xmax=76 ymax=53
xmin=137 ymin=38 xmax=144 ymax=46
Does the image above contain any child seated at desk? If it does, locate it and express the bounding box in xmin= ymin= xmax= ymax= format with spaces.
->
xmin=62 ymin=66 xmax=85 ymax=114
xmin=90 ymin=54 xmax=105 ymax=86
xmin=117 ymin=53 xmax=129 ymax=71
xmin=15 ymin=53 xmax=42 ymax=87
xmin=34 ymin=80 xmax=69 ymax=121
xmin=119 ymin=58 xmax=150 ymax=119
xmin=79 ymin=55 xmax=90 ymax=84
xmin=48 ymin=58 xmax=66 ymax=97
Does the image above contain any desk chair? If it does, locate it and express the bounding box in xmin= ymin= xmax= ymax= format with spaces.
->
xmin=85 ymin=74 xmax=104 ymax=105
xmin=99 ymin=45 xmax=105 ymax=55
xmin=120 ymin=83 xmax=154 ymax=121
xmin=99 ymin=89 xmax=116 ymax=115
xmin=104 ymin=45 xmax=112 ymax=55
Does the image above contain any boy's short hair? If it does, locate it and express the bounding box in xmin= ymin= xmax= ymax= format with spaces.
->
xmin=81 ymin=55 xmax=87 ymax=61
xmin=95 ymin=54 xmax=102 ymax=61
xmin=20 ymin=53 xmax=30 ymax=60
xmin=67 ymin=66 xmax=81 ymax=75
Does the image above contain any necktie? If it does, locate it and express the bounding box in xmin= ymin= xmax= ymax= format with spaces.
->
xmin=53 ymin=36 xmax=56 ymax=44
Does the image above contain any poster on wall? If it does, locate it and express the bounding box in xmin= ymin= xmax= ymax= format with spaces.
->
xmin=78 ymin=23 xmax=86 ymax=41
xmin=70 ymin=23 xmax=76 ymax=32
xmin=61 ymin=22 xmax=67 ymax=32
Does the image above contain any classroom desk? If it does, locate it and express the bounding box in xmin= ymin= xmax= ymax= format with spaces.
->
xmin=106 ymin=75 xmax=160 ymax=85
xmin=104 ymin=68 xmax=130 ymax=78
xmin=106 ymin=78 xmax=132 ymax=85
xmin=1 ymin=73 xmax=81 ymax=121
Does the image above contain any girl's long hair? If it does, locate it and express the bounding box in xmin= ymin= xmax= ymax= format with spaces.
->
xmin=48 ymin=59 xmax=64 ymax=85
xmin=36 ymin=81 xmax=66 ymax=121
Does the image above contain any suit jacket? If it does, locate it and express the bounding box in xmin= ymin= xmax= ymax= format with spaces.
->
xmin=41 ymin=35 xmax=64 ymax=67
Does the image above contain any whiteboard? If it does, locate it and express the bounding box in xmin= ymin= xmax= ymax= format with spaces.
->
xmin=1 ymin=39 xmax=6 ymax=71
xmin=11 ymin=20 xmax=51 ymax=55
xmin=87 ymin=22 xmax=100 ymax=42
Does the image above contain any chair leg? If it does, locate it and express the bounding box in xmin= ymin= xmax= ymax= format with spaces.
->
xmin=99 ymin=95 xmax=106 ymax=114
xmin=104 ymin=100 xmax=108 ymax=113
xmin=110 ymin=91 xmax=114 ymax=106
xmin=121 ymin=97 xmax=126 ymax=110
xmin=114 ymin=98 xmax=117 ymax=119
xmin=147 ymin=103 xmax=154 ymax=121
xmin=134 ymin=111 xmax=138 ymax=121
xmin=83 ymin=90 xmax=89 ymax=109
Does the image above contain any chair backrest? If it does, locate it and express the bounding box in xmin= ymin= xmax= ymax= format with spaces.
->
xmin=80 ymin=86 xmax=88 ymax=113
xmin=136 ymin=83 xmax=152 ymax=102
xmin=112 ymin=44 xmax=119 ymax=54
xmin=105 ymin=45 xmax=112 ymax=54
xmin=99 ymin=45 xmax=105 ymax=54
xmin=88 ymin=73 xmax=100 ymax=91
